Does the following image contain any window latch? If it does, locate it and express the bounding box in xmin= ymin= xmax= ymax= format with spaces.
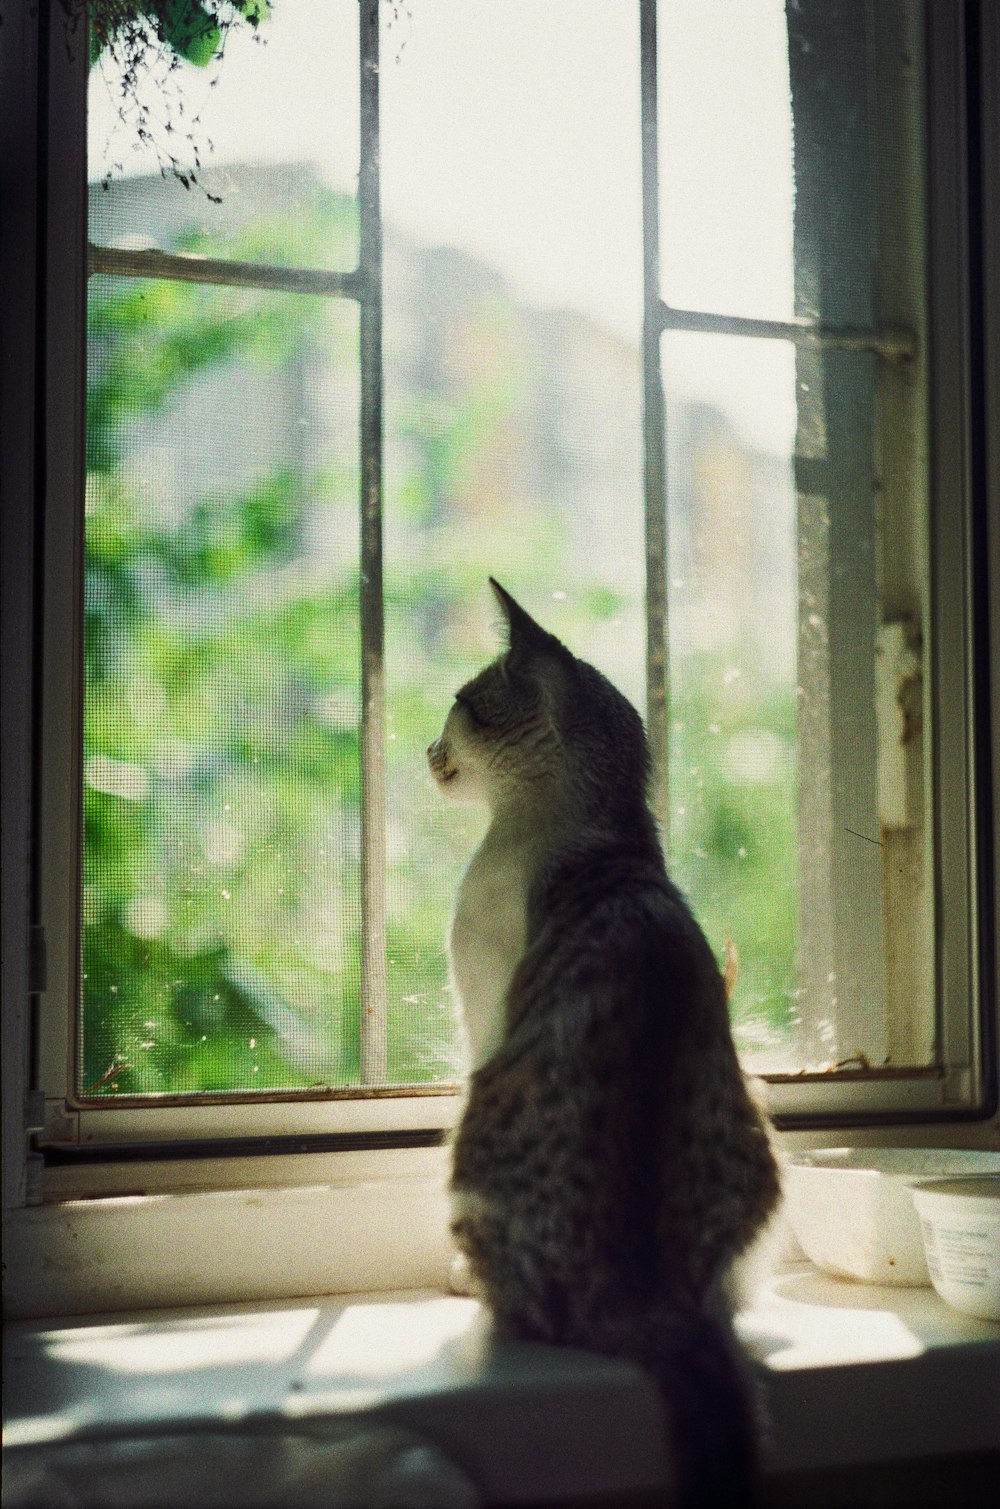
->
xmin=876 ymin=621 xmax=922 ymax=831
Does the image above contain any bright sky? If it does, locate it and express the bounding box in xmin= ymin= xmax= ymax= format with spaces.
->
xmin=88 ymin=0 xmax=796 ymax=450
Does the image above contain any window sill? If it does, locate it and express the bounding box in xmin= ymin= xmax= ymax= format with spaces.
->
xmin=4 ymin=1164 xmax=456 ymax=1320
xmin=5 ymin=1264 xmax=999 ymax=1507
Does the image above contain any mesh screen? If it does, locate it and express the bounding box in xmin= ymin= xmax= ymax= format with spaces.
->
xmin=82 ymin=274 xmax=363 ymax=1094
xmin=81 ymin=0 xmax=929 ymax=1095
xmin=662 ymin=332 xmax=799 ymax=1062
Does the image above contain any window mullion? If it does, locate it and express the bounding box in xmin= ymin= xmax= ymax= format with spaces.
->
xmin=358 ymin=0 xmax=388 ymax=1087
xmin=640 ymin=0 xmax=669 ymax=842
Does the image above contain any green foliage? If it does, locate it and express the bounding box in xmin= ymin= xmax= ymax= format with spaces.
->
xmin=83 ymin=212 xmax=374 ymax=1094
xmin=667 ymin=662 xmax=798 ymax=1051
xmin=85 ymin=0 xmax=271 ymax=70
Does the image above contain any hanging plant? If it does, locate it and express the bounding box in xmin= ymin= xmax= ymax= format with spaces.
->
xmin=84 ymin=0 xmax=270 ymax=67
xmin=66 ymin=1 xmax=272 ymax=194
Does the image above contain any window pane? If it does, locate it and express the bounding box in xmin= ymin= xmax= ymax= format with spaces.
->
xmin=87 ymin=0 xmax=360 ymax=270
xmin=380 ymin=0 xmax=646 ymax=1080
xmin=382 ymin=304 xmax=647 ymax=1083
xmin=662 ymin=332 xmax=799 ymax=1064
xmin=381 ymin=0 xmax=643 ymax=349
xmin=82 ymin=275 xmax=362 ymax=1095
xmin=659 ymin=0 xmax=934 ymax=1075
xmin=657 ymin=0 xmax=795 ymax=320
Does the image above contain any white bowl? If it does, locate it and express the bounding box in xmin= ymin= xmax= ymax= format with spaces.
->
xmin=784 ymin=1148 xmax=1000 ymax=1285
xmin=912 ymin=1176 xmax=1000 ymax=1320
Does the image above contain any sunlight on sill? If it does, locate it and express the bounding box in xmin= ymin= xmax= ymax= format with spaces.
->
xmin=39 ymin=1307 xmax=323 ymax=1374
xmin=303 ymin=1297 xmax=483 ymax=1378
xmin=739 ymin=1265 xmax=927 ymax=1368
xmin=8 ymin=1266 xmax=999 ymax=1485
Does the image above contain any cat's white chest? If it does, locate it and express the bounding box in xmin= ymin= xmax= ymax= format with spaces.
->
xmin=449 ymin=827 xmax=529 ymax=1071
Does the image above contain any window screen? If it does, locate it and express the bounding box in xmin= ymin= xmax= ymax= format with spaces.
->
xmin=80 ymin=0 xmax=933 ymax=1105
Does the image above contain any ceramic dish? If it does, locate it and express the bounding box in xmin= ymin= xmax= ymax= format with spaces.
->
xmin=784 ymin=1148 xmax=1000 ymax=1285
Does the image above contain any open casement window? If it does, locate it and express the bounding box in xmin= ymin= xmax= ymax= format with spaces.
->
xmin=32 ymin=0 xmax=993 ymax=1174
xmin=642 ymin=0 xmax=990 ymax=1122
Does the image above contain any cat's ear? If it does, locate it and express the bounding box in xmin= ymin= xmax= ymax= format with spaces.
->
xmin=488 ymin=578 xmax=564 ymax=660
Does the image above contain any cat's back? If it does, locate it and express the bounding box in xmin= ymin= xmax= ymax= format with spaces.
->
xmin=519 ymin=828 xmax=734 ymax=1056
xmin=453 ymin=829 xmax=779 ymax=1301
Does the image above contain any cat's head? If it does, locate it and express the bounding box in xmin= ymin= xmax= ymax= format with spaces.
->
xmin=427 ymin=579 xmax=649 ymax=817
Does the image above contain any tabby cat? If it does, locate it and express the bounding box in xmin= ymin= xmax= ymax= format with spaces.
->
xmin=428 ymin=580 xmax=781 ymax=1508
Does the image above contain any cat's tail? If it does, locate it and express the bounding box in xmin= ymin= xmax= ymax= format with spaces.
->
xmin=588 ymin=1302 xmax=762 ymax=1509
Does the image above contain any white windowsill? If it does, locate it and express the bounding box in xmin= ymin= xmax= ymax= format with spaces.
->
xmin=5 ymin=1264 xmax=999 ymax=1506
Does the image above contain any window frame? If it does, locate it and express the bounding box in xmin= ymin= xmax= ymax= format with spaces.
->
xmin=4 ymin=1 xmax=996 ymax=1203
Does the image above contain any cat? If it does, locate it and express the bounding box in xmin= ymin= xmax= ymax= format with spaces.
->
xmin=427 ymin=579 xmax=782 ymax=1509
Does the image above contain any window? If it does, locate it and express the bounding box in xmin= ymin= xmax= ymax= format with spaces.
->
xmin=9 ymin=0 xmax=995 ymax=1185
xmin=642 ymin=0 xmax=981 ymax=1117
